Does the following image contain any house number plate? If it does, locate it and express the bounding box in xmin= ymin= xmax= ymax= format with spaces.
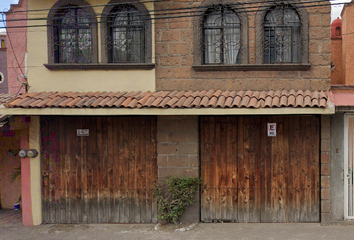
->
xmin=77 ymin=129 xmax=89 ymax=136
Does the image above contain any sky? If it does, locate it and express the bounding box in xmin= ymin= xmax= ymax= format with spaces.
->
xmin=0 ymin=0 xmax=351 ymax=31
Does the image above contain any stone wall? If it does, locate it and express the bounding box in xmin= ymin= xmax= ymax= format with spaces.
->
xmin=157 ymin=115 xmax=200 ymax=222
xmin=155 ymin=0 xmax=331 ymax=92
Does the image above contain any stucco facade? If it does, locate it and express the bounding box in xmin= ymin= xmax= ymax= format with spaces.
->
xmin=26 ymin=0 xmax=156 ymax=93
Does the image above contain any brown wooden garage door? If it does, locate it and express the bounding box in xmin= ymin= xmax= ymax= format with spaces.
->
xmin=200 ymin=116 xmax=320 ymax=223
xmin=41 ymin=116 xmax=157 ymax=223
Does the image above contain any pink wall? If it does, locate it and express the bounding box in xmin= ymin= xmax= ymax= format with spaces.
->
xmin=5 ymin=0 xmax=27 ymax=94
xmin=342 ymin=3 xmax=354 ymax=85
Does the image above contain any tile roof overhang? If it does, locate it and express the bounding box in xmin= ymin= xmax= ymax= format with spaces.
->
xmin=0 ymin=90 xmax=335 ymax=116
xmin=0 ymin=93 xmax=17 ymax=128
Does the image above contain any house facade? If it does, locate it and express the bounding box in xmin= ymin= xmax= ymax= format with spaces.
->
xmin=0 ymin=0 xmax=335 ymax=226
xmin=0 ymin=0 xmax=28 ymax=212
xmin=329 ymin=1 xmax=354 ymax=222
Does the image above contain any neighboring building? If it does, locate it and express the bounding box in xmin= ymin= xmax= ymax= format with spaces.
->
xmin=5 ymin=0 xmax=27 ymax=94
xmin=0 ymin=93 xmax=23 ymax=210
xmin=0 ymin=0 xmax=334 ymax=226
xmin=0 ymin=0 xmax=28 ymax=217
xmin=0 ymin=33 xmax=8 ymax=94
xmin=330 ymin=0 xmax=354 ymax=222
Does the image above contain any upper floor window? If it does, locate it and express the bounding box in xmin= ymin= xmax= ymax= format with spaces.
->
xmin=263 ymin=5 xmax=301 ymax=64
xmin=203 ymin=6 xmax=240 ymax=64
xmin=1 ymin=40 xmax=5 ymax=48
xmin=47 ymin=0 xmax=98 ymax=65
xmin=100 ymin=0 xmax=152 ymax=65
xmin=107 ymin=5 xmax=144 ymax=63
xmin=54 ymin=6 xmax=92 ymax=63
xmin=255 ymin=1 xmax=309 ymax=66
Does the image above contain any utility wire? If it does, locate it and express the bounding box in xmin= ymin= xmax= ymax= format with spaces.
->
xmin=1 ymin=0 xmax=334 ymax=24
xmin=0 ymin=1 xmax=336 ymax=29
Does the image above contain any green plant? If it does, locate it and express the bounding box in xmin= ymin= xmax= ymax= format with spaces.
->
xmin=153 ymin=176 xmax=201 ymax=224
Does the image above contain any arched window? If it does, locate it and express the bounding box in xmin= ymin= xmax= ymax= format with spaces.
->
xmin=107 ymin=5 xmax=144 ymax=63
xmin=263 ymin=5 xmax=301 ymax=63
xmin=1 ymin=40 xmax=5 ymax=48
xmin=47 ymin=0 xmax=98 ymax=65
xmin=53 ymin=6 xmax=92 ymax=63
xmin=101 ymin=0 xmax=152 ymax=64
xmin=202 ymin=6 xmax=240 ymax=64
xmin=336 ymin=27 xmax=341 ymax=36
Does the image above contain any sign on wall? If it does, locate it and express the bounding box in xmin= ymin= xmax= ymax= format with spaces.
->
xmin=267 ymin=123 xmax=276 ymax=137
xmin=77 ymin=129 xmax=89 ymax=136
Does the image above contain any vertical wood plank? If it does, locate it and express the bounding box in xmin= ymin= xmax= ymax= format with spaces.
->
xmin=107 ymin=117 xmax=114 ymax=223
xmin=81 ymin=117 xmax=88 ymax=223
xmin=232 ymin=117 xmax=238 ymax=221
xmin=145 ymin=117 xmax=153 ymax=222
xmin=220 ymin=118 xmax=227 ymax=220
xmin=237 ymin=117 xmax=245 ymax=222
xmin=243 ymin=117 xmax=250 ymax=222
xmin=118 ymin=117 xmax=125 ymax=223
xmin=139 ymin=117 xmax=147 ymax=223
xmin=150 ymin=117 xmax=158 ymax=223
xmin=254 ymin=117 xmax=261 ymax=222
xmin=225 ymin=119 xmax=233 ymax=221
xmin=209 ymin=117 xmax=216 ymax=220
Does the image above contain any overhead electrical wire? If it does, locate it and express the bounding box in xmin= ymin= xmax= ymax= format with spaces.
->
xmin=0 ymin=1 xmax=337 ymax=30
xmin=0 ymin=0 xmax=338 ymax=15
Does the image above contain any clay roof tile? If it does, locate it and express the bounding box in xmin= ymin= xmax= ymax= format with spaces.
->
xmin=216 ymin=95 xmax=226 ymax=108
xmin=191 ymin=97 xmax=202 ymax=108
xmin=183 ymin=96 xmax=194 ymax=108
xmin=208 ymin=96 xmax=218 ymax=107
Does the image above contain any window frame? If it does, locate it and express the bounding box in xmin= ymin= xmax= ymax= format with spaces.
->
xmin=193 ymin=0 xmax=248 ymax=68
xmin=101 ymin=0 xmax=152 ymax=64
xmin=47 ymin=0 xmax=98 ymax=65
xmin=255 ymin=1 xmax=309 ymax=65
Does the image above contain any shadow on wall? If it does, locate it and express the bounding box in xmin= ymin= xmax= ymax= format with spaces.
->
xmin=0 ymin=130 xmax=21 ymax=209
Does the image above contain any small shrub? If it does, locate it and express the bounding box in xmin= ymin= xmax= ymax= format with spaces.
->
xmin=153 ymin=176 xmax=201 ymax=224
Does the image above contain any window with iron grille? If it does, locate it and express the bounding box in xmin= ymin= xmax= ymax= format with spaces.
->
xmin=53 ymin=6 xmax=92 ymax=63
xmin=107 ymin=5 xmax=144 ymax=63
xmin=263 ymin=5 xmax=301 ymax=64
xmin=203 ymin=5 xmax=241 ymax=64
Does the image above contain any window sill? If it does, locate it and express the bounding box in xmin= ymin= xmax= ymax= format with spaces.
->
xmin=192 ymin=64 xmax=311 ymax=71
xmin=44 ymin=63 xmax=156 ymax=70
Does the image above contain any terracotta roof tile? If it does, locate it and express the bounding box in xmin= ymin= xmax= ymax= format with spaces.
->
xmin=3 ymin=90 xmax=329 ymax=110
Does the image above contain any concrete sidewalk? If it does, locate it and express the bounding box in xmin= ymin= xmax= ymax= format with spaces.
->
xmin=1 ymin=222 xmax=354 ymax=240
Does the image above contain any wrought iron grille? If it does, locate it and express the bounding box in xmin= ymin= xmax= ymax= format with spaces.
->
xmin=54 ymin=6 xmax=92 ymax=63
xmin=264 ymin=4 xmax=301 ymax=64
xmin=107 ymin=5 xmax=144 ymax=63
xmin=202 ymin=5 xmax=241 ymax=64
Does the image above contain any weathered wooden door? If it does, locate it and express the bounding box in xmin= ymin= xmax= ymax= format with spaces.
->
xmin=41 ymin=116 xmax=157 ymax=223
xmin=200 ymin=116 xmax=320 ymax=223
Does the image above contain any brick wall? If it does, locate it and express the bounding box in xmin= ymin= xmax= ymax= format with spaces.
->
xmin=321 ymin=115 xmax=331 ymax=224
xmin=5 ymin=0 xmax=27 ymax=94
xmin=157 ymin=115 xmax=200 ymax=222
xmin=155 ymin=0 xmax=331 ymax=92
